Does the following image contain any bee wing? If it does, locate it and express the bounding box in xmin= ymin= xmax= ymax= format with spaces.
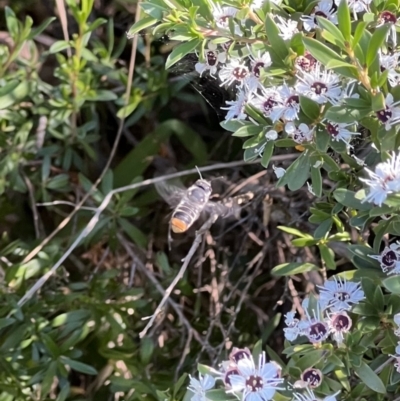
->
xmin=155 ymin=180 xmax=187 ymax=208
xmin=204 ymin=192 xmax=254 ymax=217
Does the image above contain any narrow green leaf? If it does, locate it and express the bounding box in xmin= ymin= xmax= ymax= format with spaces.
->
xmin=166 ymin=39 xmax=200 ymax=69
xmin=310 ymin=166 xmax=322 ymax=197
xmin=265 ymin=15 xmax=288 ymax=61
xmin=352 ymin=21 xmax=368 ymax=47
xmin=300 ymin=96 xmax=321 ymax=121
xmin=317 ymin=17 xmax=345 ymax=48
xmin=232 ymin=125 xmax=263 ymax=137
xmin=261 ymin=141 xmax=274 ymax=168
xmin=334 ymin=188 xmax=371 ymax=211
xmin=271 ymin=262 xmax=319 ymax=276
xmin=382 ymin=276 xmax=400 ymax=294
xmin=354 ymin=361 xmax=386 ymax=393
xmin=127 ymin=16 xmax=158 ymax=38
xmin=366 ymin=25 xmax=390 ymax=67
xmin=319 ymin=244 xmax=336 ymax=269
xmin=61 ymin=357 xmax=97 ymax=375
xmin=303 ymin=37 xmax=342 ymax=66
xmin=337 ymin=0 xmax=351 ymax=41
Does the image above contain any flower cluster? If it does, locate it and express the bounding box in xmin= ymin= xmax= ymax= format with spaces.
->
xmin=187 ymin=348 xmax=284 ymax=401
xmin=284 ymin=277 xmax=364 ymax=345
xmin=191 ymin=0 xmax=400 ymax=205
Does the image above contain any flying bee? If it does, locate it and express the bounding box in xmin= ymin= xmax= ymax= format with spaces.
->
xmin=155 ymin=169 xmax=254 ymax=246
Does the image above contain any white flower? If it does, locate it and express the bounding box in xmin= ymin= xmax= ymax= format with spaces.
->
xmin=213 ymin=5 xmax=238 ymax=29
xmin=276 ymin=16 xmax=299 ymax=40
xmin=250 ymin=86 xmax=280 ymax=117
xmin=380 ymin=52 xmax=400 ymax=87
xmin=283 ymin=311 xmax=300 ymax=341
xmin=219 ymin=59 xmax=250 ymax=88
xmin=228 ymin=352 xmax=284 ymax=401
xmin=302 ymin=0 xmax=338 ymax=31
xmin=324 ymin=121 xmax=361 ymax=145
xmin=360 ymin=152 xmax=400 ymax=206
xmin=264 ymin=130 xmax=277 ymax=141
xmin=188 ymin=374 xmax=215 ymax=401
xmin=273 ymin=165 xmax=286 ymax=179
xmin=327 ymin=311 xmax=352 ymax=344
xmin=195 ymin=43 xmax=226 ymax=77
xmin=286 ymin=122 xmax=314 ymax=143
xmin=221 ymin=89 xmax=248 ymax=121
xmin=269 ymin=84 xmax=300 ymax=122
xmin=369 ymin=242 xmax=400 ymax=275
xmin=376 ymin=93 xmax=400 ymax=131
xmin=246 ymin=51 xmax=272 ymax=92
xmin=295 ymin=63 xmax=342 ymax=104
xmin=293 ymin=388 xmax=340 ymax=401
xmin=295 ymin=52 xmax=317 ymax=72
xmin=318 ymin=277 xmax=365 ymax=312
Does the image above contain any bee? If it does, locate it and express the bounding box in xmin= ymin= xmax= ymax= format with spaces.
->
xmin=156 ymin=169 xmax=254 ymax=245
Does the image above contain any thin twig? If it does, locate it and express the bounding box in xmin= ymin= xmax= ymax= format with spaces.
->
xmin=17 ymin=154 xmax=297 ymax=308
xmin=55 ymin=0 xmax=71 ymax=58
xmin=22 ymin=172 xmax=41 ymax=239
xmin=36 ymin=201 xmax=97 ymax=211
xmin=139 ymin=215 xmax=218 ymax=338
xmin=118 ymin=235 xmax=206 ymax=348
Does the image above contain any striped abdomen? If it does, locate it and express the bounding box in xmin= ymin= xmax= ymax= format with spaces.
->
xmin=170 ymin=180 xmax=212 ymax=233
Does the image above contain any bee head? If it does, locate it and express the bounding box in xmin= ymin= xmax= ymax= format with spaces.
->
xmin=194 ymin=179 xmax=212 ymax=195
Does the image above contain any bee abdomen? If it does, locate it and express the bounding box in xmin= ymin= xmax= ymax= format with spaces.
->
xmin=171 ymin=209 xmax=197 ymax=233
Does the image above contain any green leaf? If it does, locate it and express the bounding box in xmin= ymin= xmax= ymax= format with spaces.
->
xmin=371 ymin=92 xmax=386 ymax=112
xmin=140 ymin=338 xmax=154 ymax=365
xmin=118 ymin=218 xmax=147 ymax=248
xmin=49 ymin=40 xmax=71 ymax=54
xmin=278 ymin=226 xmax=313 ymax=238
xmin=382 ymin=276 xmax=400 ymax=294
xmin=300 ymin=96 xmax=321 ymax=121
xmin=317 ymin=17 xmax=345 ymax=48
xmin=127 ymin=15 xmax=158 ymax=38
xmin=310 ymin=166 xmax=322 ymax=197
xmin=334 ymin=188 xmax=371 ymax=211
xmin=324 ymin=105 xmax=371 ymax=123
xmin=354 ymin=361 xmax=386 ymax=393
xmin=265 ymin=15 xmax=288 ymax=61
xmin=271 ymin=262 xmax=319 ymax=276
xmin=287 ymin=152 xmax=311 ymax=191
xmin=297 ymin=350 xmax=326 ymax=371
xmin=232 ymin=125 xmax=263 ymax=137
xmin=337 ymin=0 xmax=351 ymax=42
xmin=352 ymin=21 xmax=368 ymax=47
xmin=314 ymin=218 xmax=332 ymax=239
xmin=366 ymin=25 xmax=390 ymax=67
xmin=61 ymin=357 xmax=97 ymax=375
xmin=303 ymin=37 xmax=342 ymax=66
xmin=165 ymin=39 xmax=201 ymax=69
xmin=319 ymin=244 xmax=336 ymax=269
xmin=0 ymin=81 xmax=29 ymax=109
xmin=261 ymin=141 xmax=274 ymax=168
